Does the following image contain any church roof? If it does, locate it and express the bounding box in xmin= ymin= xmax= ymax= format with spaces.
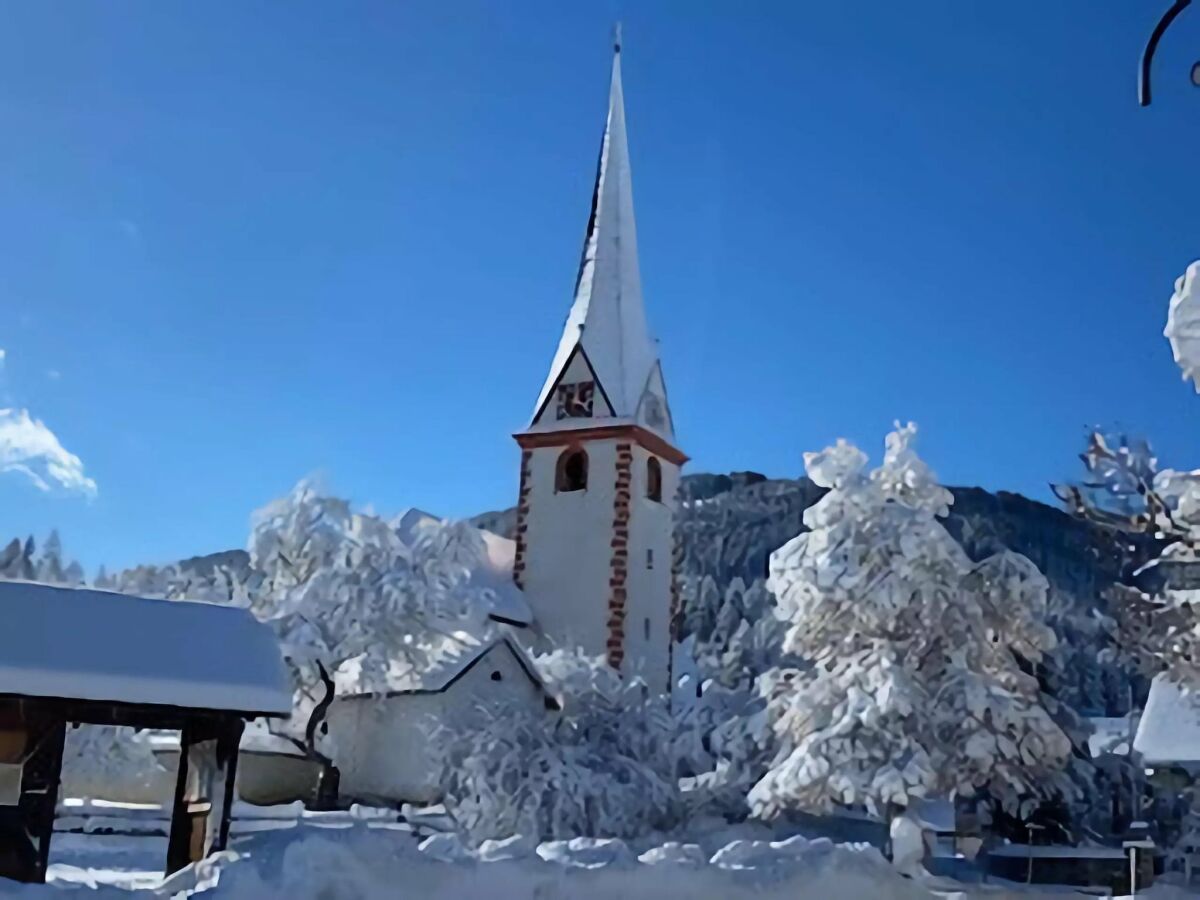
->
xmin=530 ymin=41 xmax=675 ymax=444
xmin=332 ymin=636 xmax=547 ymax=700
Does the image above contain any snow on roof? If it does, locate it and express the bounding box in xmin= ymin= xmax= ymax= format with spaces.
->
xmin=392 ymin=507 xmax=532 ymax=628
xmin=333 ymin=636 xmax=546 ymax=699
xmin=1134 ymin=675 xmax=1200 ymax=765
xmin=528 ymin=48 xmax=673 ymax=443
xmin=475 ymin=529 xmax=532 ymax=626
xmin=0 ymin=580 xmax=292 ymax=716
xmin=392 ymin=507 xmax=440 ymax=543
xmin=1087 ymin=716 xmax=1135 ymax=759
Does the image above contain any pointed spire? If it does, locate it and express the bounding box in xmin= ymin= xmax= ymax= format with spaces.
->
xmin=530 ymin=34 xmax=675 ymax=442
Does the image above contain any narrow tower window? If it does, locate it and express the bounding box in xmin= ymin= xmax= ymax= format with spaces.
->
xmin=556 ymin=448 xmax=588 ymax=492
xmin=646 ymin=456 xmax=662 ymax=502
xmin=646 ymin=548 xmax=654 ymax=569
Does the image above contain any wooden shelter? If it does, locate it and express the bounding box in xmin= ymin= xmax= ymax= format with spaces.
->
xmin=0 ymin=581 xmax=292 ymax=883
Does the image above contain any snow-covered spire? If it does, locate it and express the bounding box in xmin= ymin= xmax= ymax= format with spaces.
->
xmin=529 ymin=37 xmax=674 ymax=442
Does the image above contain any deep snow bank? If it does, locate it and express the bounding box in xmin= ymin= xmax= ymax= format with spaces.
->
xmin=0 ymin=815 xmax=1145 ymax=899
xmin=181 ymin=828 xmax=939 ymax=900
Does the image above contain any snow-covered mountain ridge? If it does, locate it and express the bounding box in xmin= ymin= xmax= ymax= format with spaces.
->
xmin=474 ymin=471 xmax=1132 ymax=714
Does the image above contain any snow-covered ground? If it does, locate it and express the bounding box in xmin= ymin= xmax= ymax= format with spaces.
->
xmin=0 ymin=802 xmax=1177 ymax=899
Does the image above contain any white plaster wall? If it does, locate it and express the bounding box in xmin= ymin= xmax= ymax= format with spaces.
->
xmin=521 ymin=433 xmax=679 ymax=694
xmin=326 ymin=647 xmax=545 ymax=805
xmin=521 ymin=438 xmax=619 ymax=659
xmin=625 ymin=443 xmax=679 ymax=694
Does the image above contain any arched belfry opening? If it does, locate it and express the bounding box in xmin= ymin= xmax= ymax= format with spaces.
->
xmin=556 ymin=448 xmax=588 ymax=493
xmin=646 ymin=456 xmax=662 ymax=502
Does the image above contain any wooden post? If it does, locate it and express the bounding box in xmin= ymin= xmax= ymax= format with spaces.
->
xmin=166 ymin=721 xmax=221 ymax=875
xmin=0 ymin=706 xmax=66 ymax=885
xmin=213 ymin=719 xmax=243 ymax=852
xmin=28 ymin=719 xmax=66 ymax=885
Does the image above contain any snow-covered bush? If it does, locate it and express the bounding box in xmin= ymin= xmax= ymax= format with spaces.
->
xmin=750 ymin=424 xmax=1074 ymax=822
xmin=240 ymin=481 xmax=499 ymax=800
xmin=437 ymin=649 xmax=698 ymax=844
xmin=60 ymin=724 xmax=171 ymax=802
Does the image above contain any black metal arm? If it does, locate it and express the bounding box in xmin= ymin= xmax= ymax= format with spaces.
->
xmin=1141 ymin=0 xmax=1193 ymax=105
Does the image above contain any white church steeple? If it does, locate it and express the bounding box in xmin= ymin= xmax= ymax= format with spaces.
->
xmin=529 ymin=32 xmax=675 ymax=443
xmin=513 ymin=34 xmax=685 ymax=695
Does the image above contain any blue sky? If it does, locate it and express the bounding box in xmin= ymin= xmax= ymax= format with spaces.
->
xmin=2 ymin=2 xmax=1200 ymax=573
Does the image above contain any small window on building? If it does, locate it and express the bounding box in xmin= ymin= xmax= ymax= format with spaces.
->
xmin=556 ymin=448 xmax=588 ymax=492
xmin=490 ymin=670 xmax=502 ymax=682
xmin=646 ymin=456 xmax=662 ymax=502
xmin=646 ymin=548 xmax=654 ymax=570
xmin=643 ymin=617 xmax=650 ymax=641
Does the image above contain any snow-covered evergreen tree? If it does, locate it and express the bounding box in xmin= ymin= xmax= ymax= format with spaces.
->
xmin=0 ymin=531 xmax=83 ymax=585
xmin=670 ymin=575 xmax=788 ymax=818
xmin=750 ymin=424 xmax=1074 ymax=822
xmin=35 ymin=529 xmax=65 ymax=584
xmin=0 ymin=536 xmax=35 ymax=581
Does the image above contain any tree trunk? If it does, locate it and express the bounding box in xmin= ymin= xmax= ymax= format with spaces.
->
xmin=305 ymin=661 xmax=341 ymax=811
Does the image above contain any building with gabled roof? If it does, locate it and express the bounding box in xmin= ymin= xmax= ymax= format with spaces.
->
xmin=325 ymin=635 xmax=554 ymax=804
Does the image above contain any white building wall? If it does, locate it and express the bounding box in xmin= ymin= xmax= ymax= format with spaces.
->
xmin=521 ymin=435 xmax=678 ymax=694
xmin=624 ymin=443 xmax=678 ymax=694
xmin=521 ymin=438 xmax=619 ymax=658
xmin=326 ymin=646 xmax=545 ymax=805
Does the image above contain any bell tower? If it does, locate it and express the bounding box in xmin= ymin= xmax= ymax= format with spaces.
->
xmin=512 ymin=35 xmax=685 ymax=694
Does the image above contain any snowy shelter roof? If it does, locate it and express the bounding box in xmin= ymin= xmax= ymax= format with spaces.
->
xmin=528 ymin=42 xmax=674 ymax=444
xmin=1134 ymin=675 xmax=1200 ymax=766
xmin=0 ymin=580 xmax=292 ymax=717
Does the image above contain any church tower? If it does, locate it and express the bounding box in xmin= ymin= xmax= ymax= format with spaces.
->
xmin=512 ymin=35 xmax=685 ymax=695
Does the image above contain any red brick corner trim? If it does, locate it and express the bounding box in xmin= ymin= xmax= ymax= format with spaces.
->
xmin=606 ymin=442 xmax=633 ymax=670
xmin=512 ymin=450 xmax=532 ymax=590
